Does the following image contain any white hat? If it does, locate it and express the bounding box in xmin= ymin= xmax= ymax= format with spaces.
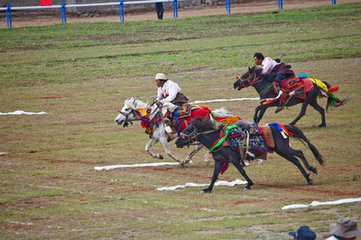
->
xmin=155 ymin=73 xmax=167 ymax=80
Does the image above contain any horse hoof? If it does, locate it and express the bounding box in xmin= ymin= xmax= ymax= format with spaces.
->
xmin=158 ymin=154 xmax=164 ymax=159
xmin=318 ymin=124 xmax=326 ymax=128
xmin=201 ymin=189 xmax=211 ymax=194
xmin=307 ymin=179 xmax=313 ymax=185
xmin=243 ymin=186 xmax=251 ymax=191
xmin=178 ymin=161 xmax=186 ymax=167
xmin=309 ymin=167 xmax=318 ymax=175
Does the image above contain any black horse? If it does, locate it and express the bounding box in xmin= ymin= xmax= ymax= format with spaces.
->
xmin=233 ymin=66 xmax=345 ymax=126
xmin=175 ymin=118 xmax=324 ymax=193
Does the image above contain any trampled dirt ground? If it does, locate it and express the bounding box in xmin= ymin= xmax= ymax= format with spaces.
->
xmin=3 ymin=0 xmax=360 ymax=28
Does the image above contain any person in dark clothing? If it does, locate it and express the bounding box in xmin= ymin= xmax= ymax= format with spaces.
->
xmin=253 ymin=52 xmax=296 ymax=112
xmin=155 ymin=2 xmax=164 ymax=20
xmin=253 ymin=52 xmax=295 ymax=84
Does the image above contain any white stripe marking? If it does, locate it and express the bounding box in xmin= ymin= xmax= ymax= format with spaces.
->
xmin=0 ymin=110 xmax=48 ymax=116
xmin=157 ymin=179 xmax=247 ymax=191
xmin=282 ymin=197 xmax=361 ymax=210
xmin=94 ymin=162 xmax=179 ymax=170
xmin=191 ymin=97 xmax=259 ymax=104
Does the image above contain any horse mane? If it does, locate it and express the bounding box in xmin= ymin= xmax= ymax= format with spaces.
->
xmin=211 ymin=107 xmax=233 ymax=117
xmin=191 ymin=117 xmax=215 ymax=131
xmin=124 ymin=98 xmax=148 ymax=109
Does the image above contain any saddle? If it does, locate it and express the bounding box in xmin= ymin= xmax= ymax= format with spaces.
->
xmin=173 ymin=103 xmax=192 ymax=119
xmin=280 ymin=76 xmax=306 ymax=100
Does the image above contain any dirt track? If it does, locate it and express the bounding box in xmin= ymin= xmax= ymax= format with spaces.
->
xmin=4 ymin=0 xmax=360 ymax=28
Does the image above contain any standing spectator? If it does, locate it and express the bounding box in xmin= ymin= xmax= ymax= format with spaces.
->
xmin=288 ymin=226 xmax=317 ymax=240
xmin=326 ymin=218 xmax=361 ymax=240
xmin=155 ymin=2 xmax=164 ymax=20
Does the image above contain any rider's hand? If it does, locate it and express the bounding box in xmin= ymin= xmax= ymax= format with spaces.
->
xmin=255 ymin=65 xmax=263 ymax=70
xmin=156 ymin=100 xmax=162 ymax=107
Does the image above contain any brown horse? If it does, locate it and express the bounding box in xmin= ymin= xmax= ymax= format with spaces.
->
xmin=233 ymin=66 xmax=346 ymax=127
xmin=176 ymin=118 xmax=324 ymax=193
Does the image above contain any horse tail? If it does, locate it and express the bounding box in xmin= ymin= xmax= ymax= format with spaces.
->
xmin=210 ymin=107 xmax=241 ymax=124
xmin=316 ymin=80 xmax=347 ymax=112
xmin=284 ymin=125 xmax=325 ymax=166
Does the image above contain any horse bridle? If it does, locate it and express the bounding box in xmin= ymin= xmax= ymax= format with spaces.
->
xmin=179 ymin=125 xmax=219 ymax=146
xmin=118 ymin=109 xmax=143 ymax=127
xmin=241 ymin=71 xmax=262 ymax=88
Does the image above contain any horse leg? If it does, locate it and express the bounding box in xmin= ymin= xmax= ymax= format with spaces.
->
xmin=145 ymin=138 xmax=163 ymax=159
xmin=230 ymin=155 xmax=254 ymax=190
xmin=310 ymin=99 xmax=326 ymax=127
xmin=277 ymin=151 xmax=313 ymax=185
xmin=254 ymin=105 xmax=268 ymax=124
xmin=159 ymin=136 xmax=185 ymax=166
xmin=294 ymin=149 xmax=318 ymax=175
xmin=202 ymin=155 xmax=223 ymax=193
xmin=185 ymin=144 xmax=203 ymax=164
xmin=290 ymin=101 xmax=309 ymax=126
xmin=203 ymin=150 xmax=211 ymax=166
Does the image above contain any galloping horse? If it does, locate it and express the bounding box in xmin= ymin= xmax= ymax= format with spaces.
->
xmin=115 ymin=98 xmax=240 ymax=165
xmin=175 ymin=118 xmax=324 ymax=193
xmin=233 ymin=66 xmax=345 ymax=126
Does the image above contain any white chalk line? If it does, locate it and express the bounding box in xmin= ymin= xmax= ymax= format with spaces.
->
xmin=157 ymin=179 xmax=247 ymax=191
xmin=282 ymin=197 xmax=361 ymax=210
xmin=0 ymin=110 xmax=48 ymax=116
xmin=0 ymin=98 xmax=259 ymax=116
xmin=94 ymin=162 xmax=180 ymax=171
xmin=191 ymin=97 xmax=259 ymax=104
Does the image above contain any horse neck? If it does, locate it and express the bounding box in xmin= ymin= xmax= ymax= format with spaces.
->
xmin=252 ymin=77 xmax=277 ymax=98
xmin=197 ymin=130 xmax=221 ymax=149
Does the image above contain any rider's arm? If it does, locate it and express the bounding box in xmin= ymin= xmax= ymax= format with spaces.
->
xmin=156 ymin=87 xmax=163 ymax=101
xmin=262 ymin=57 xmax=277 ymax=75
xmin=160 ymin=81 xmax=180 ymax=103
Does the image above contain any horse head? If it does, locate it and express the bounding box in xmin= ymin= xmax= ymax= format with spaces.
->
xmin=114 ymin=98 xmax=149 ymax=127
xmin=175 ymin=118 xmax=215 ymax=148
xmin=233 ymin=66 xmax=261 ymax=90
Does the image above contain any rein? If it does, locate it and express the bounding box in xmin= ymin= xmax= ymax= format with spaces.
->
xmin=242 ymin=74 xmax=262 ymax=88
xmin=259 ymin=83 xmax=275 ymax=95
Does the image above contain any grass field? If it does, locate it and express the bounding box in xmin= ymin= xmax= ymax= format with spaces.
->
xmin=0 ymin=2 xmax=361 ymax=239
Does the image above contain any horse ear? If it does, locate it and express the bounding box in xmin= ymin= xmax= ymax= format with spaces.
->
xmin=248 ymin=66 xmax=251 ymax=72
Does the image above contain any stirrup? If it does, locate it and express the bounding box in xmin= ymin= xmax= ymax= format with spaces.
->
xmin=275 ymin=106 xmax=284 ymax=113
xmin=163 ymin=118 xmax=171 ymax=126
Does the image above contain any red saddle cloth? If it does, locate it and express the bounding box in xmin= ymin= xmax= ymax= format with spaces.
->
xmin=280 ymin=76 xmax=314 ymax=100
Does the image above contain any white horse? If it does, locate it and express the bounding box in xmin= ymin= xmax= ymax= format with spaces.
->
xmin=114 ymin=98 xmax=240 ymax=165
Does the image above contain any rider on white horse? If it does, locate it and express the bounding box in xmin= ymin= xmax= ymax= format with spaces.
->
xmin=154 ymin=73 xmax=188 ymax=132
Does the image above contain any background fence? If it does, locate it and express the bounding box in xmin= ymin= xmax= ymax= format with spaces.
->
xmin=0 ymin=0 xmax=338 ymax=28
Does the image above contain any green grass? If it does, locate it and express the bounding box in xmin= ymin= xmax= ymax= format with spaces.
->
xmin=1 ymin=3 xmax=361 ymax=87
xmin=0 ymin=2 xmax=361 ymax=239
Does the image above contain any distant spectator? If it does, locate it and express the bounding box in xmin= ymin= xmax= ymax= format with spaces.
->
xmin=288 ymin=226 xmax=317 ymax=240
xmin=155 ymin=2 xmax=164 ymax=20
xmin=326 ymin=218 xmax=361 ymax=240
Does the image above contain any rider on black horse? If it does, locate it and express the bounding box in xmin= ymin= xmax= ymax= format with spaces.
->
xmin=154 ymin=73 xmax=188 ymax=132
xmin=253 ymin=53 xmax=296 ymax=112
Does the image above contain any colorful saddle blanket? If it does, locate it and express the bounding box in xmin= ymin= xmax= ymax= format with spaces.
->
xmin=224 ymin=123 xmax=268 ymax=154
xmin=173 ymin=103 xmax=192 ymax=119
xmin=281 ymin=76 xmax=307 ymax=99
xmin=247 ymin=123 xmax=268 ymax=154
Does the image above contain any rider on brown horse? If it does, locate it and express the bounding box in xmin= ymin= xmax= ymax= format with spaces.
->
xmin=253 ymin=53 xmax=297 ymax=113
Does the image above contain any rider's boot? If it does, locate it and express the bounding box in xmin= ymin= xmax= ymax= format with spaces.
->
xmin=275 ymin=90 xmax=295 ymax=113
xmin=163 ymin=118 xmax=174 ymax=133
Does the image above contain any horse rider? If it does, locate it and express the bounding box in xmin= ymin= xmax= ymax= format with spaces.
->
xmin=154 ymin=73 xmax=188 ymax=131
xmin=253 ymin=53 xmax=296 ymax=112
